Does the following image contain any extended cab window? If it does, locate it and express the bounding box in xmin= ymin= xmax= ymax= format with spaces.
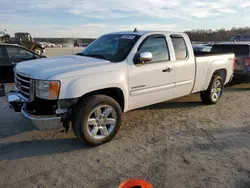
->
xmin=6 ymin=46 xmax=34 ymax=59
xmin=138 ymin=36 xmax=169 ymax=63
xmin=171 ymin=36 xmax=188 ymax=60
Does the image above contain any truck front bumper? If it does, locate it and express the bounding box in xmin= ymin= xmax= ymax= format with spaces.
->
xmin=8 ymin=92 xmax=62 ymax=131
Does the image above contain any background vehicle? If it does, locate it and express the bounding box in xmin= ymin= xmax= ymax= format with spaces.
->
xmin=209 ymin=42 xmax=250 ymax=79
xmin=0 ymin=44 xmax=46 ymax=83
xmin=193 ymin=44 xmax=212 ymax=53
xmin=8 ymin=31 xmax=234 ymax=146
xmin=231 ymin=34 xmax=250 ymax=42
xmin=74 ymin=40 xmax=80 ymax=47
xmin=2 ymin=32 xmax=45 ymax=55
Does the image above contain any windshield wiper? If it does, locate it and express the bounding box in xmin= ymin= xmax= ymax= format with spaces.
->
xmin=75 ymin=53 xmax=85 ymax=56
xmin=84 ymin=54 xmax=108 ymax=60
xmin=75 ymin=53 xmax=108 ymax=60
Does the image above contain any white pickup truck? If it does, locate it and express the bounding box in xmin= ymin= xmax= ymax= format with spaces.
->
xmin=8 ymin=30 xmax=235 ymax=146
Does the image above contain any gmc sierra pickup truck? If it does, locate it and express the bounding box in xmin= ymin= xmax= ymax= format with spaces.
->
xmin=8 ymin=31 xmax=235 ymax=146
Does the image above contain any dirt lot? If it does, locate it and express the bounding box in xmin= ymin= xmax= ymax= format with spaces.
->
xmin=1 ymin=48 xmax=250 ymax=188
xmin=44 ymin=47 xmax=84 ymax=57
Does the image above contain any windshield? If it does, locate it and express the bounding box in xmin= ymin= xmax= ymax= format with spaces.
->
xmin=78 ymin=34 xmax=140 ymax=62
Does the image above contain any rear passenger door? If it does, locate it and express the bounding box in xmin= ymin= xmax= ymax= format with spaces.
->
xmin=170 ymin=35 xmax=195 ymax=98
xmin=0 ymin=46 xmax=13 ymax=83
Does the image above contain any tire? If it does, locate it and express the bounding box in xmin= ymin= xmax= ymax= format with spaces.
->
xmin=72 ymin=95 xmax=122 ymax=146
xmin=34 ymin=48 xmax=42 ymax=55
xmin=200 ymin=75 xmax=224 ymax=105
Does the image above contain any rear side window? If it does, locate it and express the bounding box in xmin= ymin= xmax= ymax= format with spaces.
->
xmin=171 ymin=36 xmax=188 ymax=60
xmin=139 ymin=36 xmax=170 ymax=63
xmin=6 ymin=46 xmax=34 ymax=59
xmin=211 ymin=45 xmax=249 ymax=55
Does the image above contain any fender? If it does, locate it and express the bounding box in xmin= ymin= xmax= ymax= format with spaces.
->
xmin=58 ymin=71 xmax=130 ymax=112
xmin=204 ymin=58 xmax=229 ymax=90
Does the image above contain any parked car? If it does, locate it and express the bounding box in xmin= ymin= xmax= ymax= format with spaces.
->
xmin=8 ymin=30 xmax=234 ymax=146
xmin=193 ymin=44 xmax=213 ymax=53
xmin=0 ymin=44 xmax=46 ymax=83
xmin=209 ymin=42 xmax=250 ymax=79
xmin=231 ymin=34 xmax=250 ymax=42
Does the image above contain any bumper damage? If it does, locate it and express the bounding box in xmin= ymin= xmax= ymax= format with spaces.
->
xmin=8 ymin=91 xmax=62 ymax=131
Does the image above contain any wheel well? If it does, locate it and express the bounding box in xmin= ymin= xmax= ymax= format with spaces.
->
xmin=78 ymin=88 xmax=125 ymax=112
xmin=213 ymin=69 xmax=227 ymax=83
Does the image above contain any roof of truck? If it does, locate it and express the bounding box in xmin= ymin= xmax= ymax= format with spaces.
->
xmin=106 ymin=30 xmax=184 ymax=36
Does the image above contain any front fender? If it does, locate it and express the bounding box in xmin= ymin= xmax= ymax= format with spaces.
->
xmin=58 ymin=71 xmax=130 ymax=111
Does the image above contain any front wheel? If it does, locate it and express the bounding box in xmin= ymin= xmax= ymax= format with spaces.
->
xmin=200 ymin=75 xmax=224 ymax=105
xmin=34 ymin=48 xmax=42 ymax=55
xmin=72 ymin=95 xmax=122 ymax=146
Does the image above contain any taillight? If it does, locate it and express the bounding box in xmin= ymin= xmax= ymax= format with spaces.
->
xmin=245 ymin=57 xmax=250 ymax=66
xmin=232 ymin=58 xmax=236 ymax=70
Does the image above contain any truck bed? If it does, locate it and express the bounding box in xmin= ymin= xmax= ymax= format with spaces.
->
xmin=192 ymin=53 xmax=235 ymax=93
xmin=194 ymin=51 xmax=233 ymax=57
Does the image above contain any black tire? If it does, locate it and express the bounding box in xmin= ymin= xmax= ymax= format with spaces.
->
xmin=200 ymin=75 xmax=224 ymax=105
xmin=72 ymin=95 xmax=122 ymax=146
xmin=34 ymin=48 xmax=42 ymax=55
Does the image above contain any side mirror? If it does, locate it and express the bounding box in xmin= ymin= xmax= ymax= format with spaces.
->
xmin=139 ymin=52 xmax=152 ymax=63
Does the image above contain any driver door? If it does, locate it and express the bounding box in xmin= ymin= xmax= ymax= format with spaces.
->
xmin=129 ymin=35 xmax=175 ymax=110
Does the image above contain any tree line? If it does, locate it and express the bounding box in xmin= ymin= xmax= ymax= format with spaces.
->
xmin=185 ymin=27 xmax=250 ymax=42
xmin=2 ymin=27 xmax=250 ymax=43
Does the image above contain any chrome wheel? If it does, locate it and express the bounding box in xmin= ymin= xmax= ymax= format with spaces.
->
xmin=87 ymin=105 xmax=117 ymax=140
xmin=211 ymin=80 xmax=222 ymax=102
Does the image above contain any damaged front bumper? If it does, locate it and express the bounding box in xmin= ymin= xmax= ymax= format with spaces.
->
xmin=8 ymin=91 xmax=62 ymax=131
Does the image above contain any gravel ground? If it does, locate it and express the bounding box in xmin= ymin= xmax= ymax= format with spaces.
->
xmin=44 ymin=47 xmax=84 ymax=57
xmin=0 ymin=48 xmax=250 ymax=188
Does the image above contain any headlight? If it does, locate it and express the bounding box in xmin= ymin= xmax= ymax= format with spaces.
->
xmin=36 ymin=80 xmax=60 ymax=100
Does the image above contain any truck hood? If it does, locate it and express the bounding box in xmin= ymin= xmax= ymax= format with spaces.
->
xmin=15 ymin=55 xmax=114 ymax=80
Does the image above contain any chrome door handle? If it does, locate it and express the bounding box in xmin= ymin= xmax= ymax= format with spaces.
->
xmin=162 ymin=67 xmax=173 ymax=72
xmin=11 ymin=62 xmax=17 ymax=65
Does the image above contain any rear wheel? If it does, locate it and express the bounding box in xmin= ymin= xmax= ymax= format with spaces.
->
xmin=200 ymin=75 xmax=223 ymax=105
xmin=72 ymin=95 xmax=122 ymax=146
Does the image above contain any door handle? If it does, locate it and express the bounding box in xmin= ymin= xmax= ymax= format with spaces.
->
xmin=11 ymin=62 xmax=17 ymax=65
xmin=162 ymin=67 xmax=173 ymax=72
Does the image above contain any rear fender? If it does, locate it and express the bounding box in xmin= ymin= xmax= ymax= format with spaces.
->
xmin=204 ymin=59 xmax=228 ymax=89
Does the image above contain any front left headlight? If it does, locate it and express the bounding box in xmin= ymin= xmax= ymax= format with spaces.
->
xmin=36 ymin=80 xmax=60 ymax=100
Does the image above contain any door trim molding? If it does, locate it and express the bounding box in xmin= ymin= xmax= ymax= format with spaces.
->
xmin=131 ymin=83 xmax=175 ymax=96
xmin=175 ymin=80 xmax=192 ymax=87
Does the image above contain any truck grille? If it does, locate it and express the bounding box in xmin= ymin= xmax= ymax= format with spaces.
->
xmin=15 ymin=73 xmax=34 ymax=101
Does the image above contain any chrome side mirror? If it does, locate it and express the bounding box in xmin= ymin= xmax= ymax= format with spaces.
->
xmin=139 ymin=52 xmax=152 ymax=63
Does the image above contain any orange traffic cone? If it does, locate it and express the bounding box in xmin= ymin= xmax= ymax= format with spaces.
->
xmin=119 ymin=179 xmax=152 ymax=188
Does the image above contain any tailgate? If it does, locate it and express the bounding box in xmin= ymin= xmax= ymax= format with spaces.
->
xmin=211 ymin=44 xmax=250 ymax=74
xmin=234 ymin=54 xmax=247 ymax=73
